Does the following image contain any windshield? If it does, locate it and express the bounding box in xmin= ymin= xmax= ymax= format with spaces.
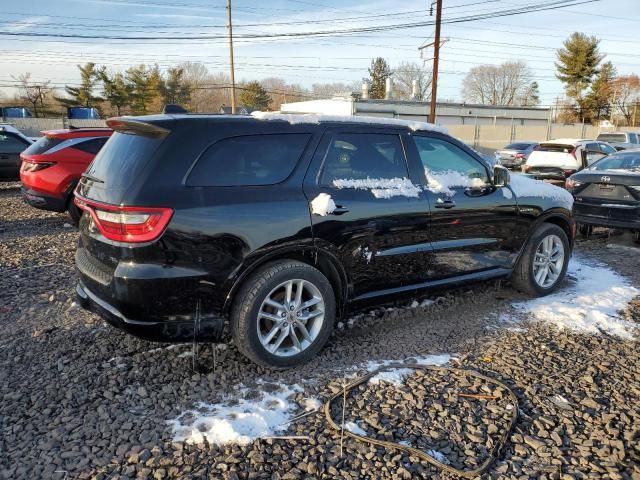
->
xmin=591 ymin=151 xmax=640 ymax=171
xmin=3 ymin=107 xmax=32 ymax=118
xmin=597 ymin=133 xmax=627 ymax=143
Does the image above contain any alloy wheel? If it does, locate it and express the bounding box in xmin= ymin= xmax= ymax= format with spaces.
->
xmin=257 ymin=279 xmax=325 ymax=357
xmin=532 ymin=234 xmax=565 ymax=289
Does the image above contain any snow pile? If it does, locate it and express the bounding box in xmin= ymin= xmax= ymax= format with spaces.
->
xmin=427 ymin=449 xmax=451 ymax=465
xmin=302 ymin=397 xmax=322 ymax=411
xmin=511 ymin=258 xmax=638 ymax=338
xmin=169 ymin=384 xmax=301 ymax=446
xmin=509 ymin=174 xmax=574 ymax=208
xmin=310 ymin=192 xmax=336 ymax=216
xmin=251 ymin=111 xmax=448 ymax=134
xmin=332 ymin=177 xmax=421 ymax=199
xmin=369 ymin=368 xmax=414 ymax=386
xmin=424 ymin=169 xmax=486 ymax=196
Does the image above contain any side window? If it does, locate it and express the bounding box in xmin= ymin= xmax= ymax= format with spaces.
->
xmin=413 ymin=136 xmax=489 ymax=190
xmin=586 ymin=143 xmax=599 ymax=152
xmin=73 ymin=137 xmax=109 ymax=155
xmin=186 ymin=134 xmax=310 ymax=187
xmin=0 ymin=133 xmax=30 ymax=154
xmin=319 ymin=133 xmax=408 ymax=185
xmin=600 ymin=143 xmax=616 ymax=154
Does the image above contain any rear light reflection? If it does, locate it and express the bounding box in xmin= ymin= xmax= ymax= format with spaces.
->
xmin=21 ymin=161 xmax=56 ymax=172
xmin=74 ymin=197 xmax=173 ymax=243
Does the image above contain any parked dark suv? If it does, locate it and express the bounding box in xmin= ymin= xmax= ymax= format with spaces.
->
xmin=75 ymin=113 xmax=575 ymax=368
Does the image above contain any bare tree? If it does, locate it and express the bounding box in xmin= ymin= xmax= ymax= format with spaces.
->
xmin=12 ymin=73 xmax=52 ymax=117
xmin=462 ymin=61 xmax=535 ymax=106
xmin=610 ymin=75 xmax=640 ymax=126
xmin=311 ymin=82 xmax=357 ymax=99
xmin=393 ymin=61 xmax=431 ymax=101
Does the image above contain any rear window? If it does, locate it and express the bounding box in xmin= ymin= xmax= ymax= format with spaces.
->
xmin=597 ymin=133 xmax=627 ymax=143
xmin=84 ymin=132 xmax=163 ymax=188
xmin=537 ymin=143 xmax=575 ymax=153
xmin=505 ymin=142 xmax=533 ymax=150
xmin=186 ymin=134 xmax=311 ymax=187
xmin=72 ymin=137 xmax=109 ymax=155
xmin=22 ymin=135 xmax=65 ymax=155
xmin=592 ymin=152 xmax=640 ymax=171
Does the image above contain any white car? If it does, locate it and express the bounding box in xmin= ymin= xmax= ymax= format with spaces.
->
xmin=523 ymin=139 xmax=616 ymax=184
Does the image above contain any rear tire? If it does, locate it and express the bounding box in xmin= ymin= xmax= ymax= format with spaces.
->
xmin=511 ymin=223 xmax=570 ymax=296
xmin=230 ymin=260 xmax=335 ymax=369
xmin=66 ymin=194 xmax=82 ymax=226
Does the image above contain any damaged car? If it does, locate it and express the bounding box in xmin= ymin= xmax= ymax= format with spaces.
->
xmin=74 ymin=113 xmax=575 ymax=368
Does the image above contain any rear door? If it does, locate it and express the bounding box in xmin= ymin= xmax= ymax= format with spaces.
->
xmin=409 ymin=133 xmax=522 ymax=278
xmin=303 ymin=126 xmax=433 ymax=298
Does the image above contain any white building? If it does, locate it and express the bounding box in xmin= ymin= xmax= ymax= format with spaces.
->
xmin=280 ymin=97 xmax=550 ymax=127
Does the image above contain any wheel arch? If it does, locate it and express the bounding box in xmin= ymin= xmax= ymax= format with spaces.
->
xmin=222 ymin=246 xmax=349 ymax=319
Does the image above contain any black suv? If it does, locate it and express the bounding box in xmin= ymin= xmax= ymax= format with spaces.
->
xmin=75 ymin=114 xmax=575 ymax=368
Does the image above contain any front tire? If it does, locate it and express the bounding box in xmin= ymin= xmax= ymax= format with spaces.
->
xmin=230 ymin=260 xmax=335 ymax=369
xmin=511 ymin=223 xmax=570 ymax=296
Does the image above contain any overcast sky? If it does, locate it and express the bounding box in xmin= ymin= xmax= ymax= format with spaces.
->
xmin=0 ymin=0 xmax=638 ymax=106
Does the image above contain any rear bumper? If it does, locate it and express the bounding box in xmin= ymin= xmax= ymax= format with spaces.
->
xmin=21 ymin=187 xmax=67 ymax=212
xmin=573 ymin=214 xmax=640 ymax=231
xmin=76 ymin=281 xmax=225 ymax=342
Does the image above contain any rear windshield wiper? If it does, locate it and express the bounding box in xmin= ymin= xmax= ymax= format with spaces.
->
xmin=81 ymin=172 xmax=104 ymax=184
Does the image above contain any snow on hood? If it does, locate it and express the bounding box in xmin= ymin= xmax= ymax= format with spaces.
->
xmin=508 ymin=257 xmax=639 ymax=339
xmin=251 ymin=111 xmax=448 ymax=134
xmin=509 ymin=174 xmax=574 ymax=208
xmin=332 ymin=177 xmax=421 ymax=199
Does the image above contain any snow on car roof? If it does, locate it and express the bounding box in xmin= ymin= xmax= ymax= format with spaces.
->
xmin=251 ymin=111 xmax=448 ymax=134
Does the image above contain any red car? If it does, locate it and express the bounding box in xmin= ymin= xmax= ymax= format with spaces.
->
xmin=20 ymin=128 xmax=112 ymax=224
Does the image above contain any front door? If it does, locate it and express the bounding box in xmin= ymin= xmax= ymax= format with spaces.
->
xmin=303 ymin=128 xmax=433 ymax=298
xmin=410 ymin=134 xmax=522 ymax=279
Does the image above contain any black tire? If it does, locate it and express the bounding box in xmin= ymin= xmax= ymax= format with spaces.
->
xmin=511 ymin=223 xmax=570 ymax=297
xmin=67 ymin=196 xmax=82 ymax=226
xmin=230 ymin=260 xmax=336 ymax=369
xmin=578 ymin=223 xmax=592 ymax=237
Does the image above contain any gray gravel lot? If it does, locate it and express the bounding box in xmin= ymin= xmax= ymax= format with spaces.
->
xmin=1 ymin=180 xmax=639 ymax=480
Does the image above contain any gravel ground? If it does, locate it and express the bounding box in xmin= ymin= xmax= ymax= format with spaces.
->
xmin=1 ymin=180 xmax=639 ymax=480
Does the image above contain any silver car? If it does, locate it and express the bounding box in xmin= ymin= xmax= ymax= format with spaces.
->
xmin=495 ymin=141 xmax=538 ymax=168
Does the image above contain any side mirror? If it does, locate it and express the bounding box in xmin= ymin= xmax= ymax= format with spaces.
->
xmin=493 ymin=165 xmax=510 ymax=187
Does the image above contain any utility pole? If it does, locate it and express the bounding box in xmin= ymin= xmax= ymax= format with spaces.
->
xmin=429 ymin=0 xmax=442 ymax=123
xmin=227 ymin=0 xmax=236 ymax=114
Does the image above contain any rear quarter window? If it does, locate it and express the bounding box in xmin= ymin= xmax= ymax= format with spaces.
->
xmin=22 ymin=135 xmax=65 ymax=155
xmin=186 ymin=134 xmax=311 ymax=187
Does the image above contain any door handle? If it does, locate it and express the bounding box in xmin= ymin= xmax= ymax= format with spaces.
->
xmin=434 ymin=199 xmax=456 ymax=209
xmin=331 ymin=205 xmax=350 ymax=215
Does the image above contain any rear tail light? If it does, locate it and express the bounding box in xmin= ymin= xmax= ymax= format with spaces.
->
xmin=21 ymin=161 xmax=56 ymax=172
xmin=563 ymin=169 xmax=576 ymax=177
xmin=74 ymin=197 xmax=173 ymax=243
xmin=514 ymin=153 xmax=525 ymax=160
xmin=565 ymin=178 xmax=581 ymax=189
xmin=522 ymin=164 xmax=531 ymax=172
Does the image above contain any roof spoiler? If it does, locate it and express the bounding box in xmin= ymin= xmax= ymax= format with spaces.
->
xmin=106 ymin=118 xmax=170 ymax=138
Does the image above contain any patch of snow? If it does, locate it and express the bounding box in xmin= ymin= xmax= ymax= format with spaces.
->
xmin=362 ymin=246 xmax=373 ymax=263
xmin=302 ymin=397 xmax=322 ymax=411
xmin=509 ymin=174 xmax=574 ymax=208
xmin=169 ymin=383 xmax=302 ymax=446
xmin=332 ymin=177 xmax=421 ymax=199
xmin=399 ymin=440 xmax=412 ymax=447
xmin=424 ymin=169 xmax=486 ymax=196
xmin=344 ymin=421 xmax=367 ymax=436
xmin=364 ymin=354 xmax=451 ymax=386
xmin=251 ymin=111 xmax=448 ymax=134
xmin=510 ymin=257 xmax=638 ymax=338
xmin=408 ymin=299 xmax=434 ymax=308
xmin=178 ymin=351 xmax=193 ymax=358
xmin=427 ymin=449 xmax=451 ymax=465
xmin=63 ymin=223 xmax=73 ymax=228
xmin=310 ymin=193 xmax=336 ymax=216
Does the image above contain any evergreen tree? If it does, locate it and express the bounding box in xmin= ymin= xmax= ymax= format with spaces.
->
xmin=555 ymin=32 xmax=604 ymax=118
xmin=585 ymin=61 xmax=615 ymax=121
xmin=56 ymin=63 xmax=103 ymax=108
xmin=99 ymin=70 xmax=132 ymax=116
xmin=159 ymin=67 xmax=191 ymax=106
xmin=126 ymin=64 xmax=162 ymax=115
xmin=368 ymin=57 xmax=392 ymax=99
xmin=238 ymin=81 xmax=271 ymax=110
xmin=520 ymin=81 xmax=540 ymax=106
